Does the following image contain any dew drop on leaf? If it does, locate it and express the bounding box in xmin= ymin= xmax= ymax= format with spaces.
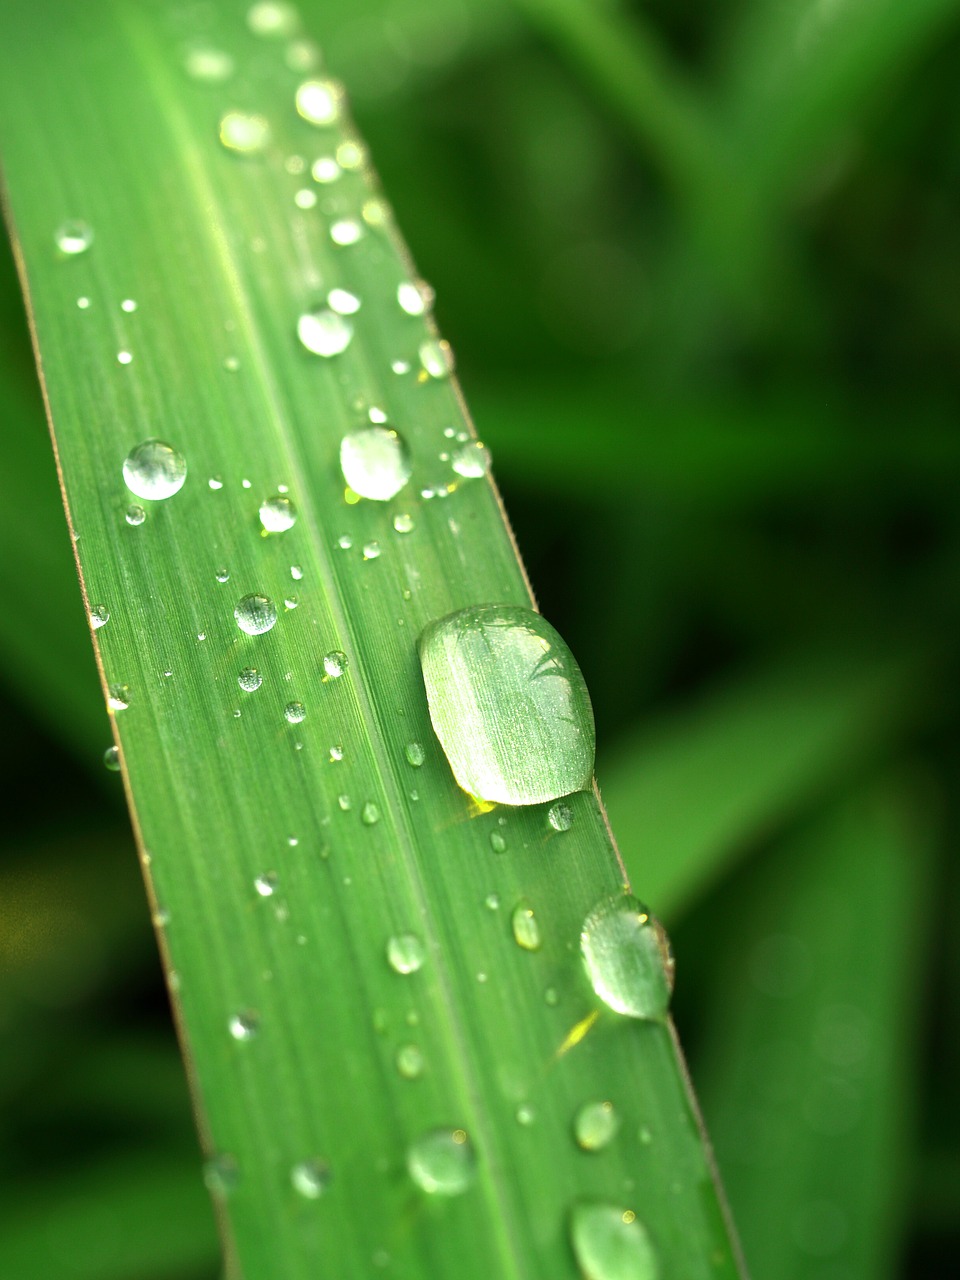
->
xmin=548 ymin=801 xmax=574 ymax=832
xmin=125 ymin=504 xmax=146 ymax=527
xmin=203 ymin=1154 xmax=239 ymax=1196
xmin=259 ymin=494 xmax=297 ymax=532
xmin=451 ymin=440 xmax=491 ymax=479
xmin=328 ymin=287 xmax=361 ymax=315
xmin=580 ymin=895 xmax=672 ymax=1021
xmin=89 ymin=604 xmax=110 ymax=630
xmin=396 ymin=1044 xmax=425 ymax=1079
xmin=569 ymin=1202 xmax=659 ymax=1280
xmin=297 ymin=308 xmax=353 ymax=356
xmin=254 ymin=872 xmax=278 ymax=897
xmin=511 ymin=901 xmax=542 ymax=952
xmin=284 ymin=701 xmax=306 ymax=724
xmin=103 ymin=745 xmax=121 ymax=772
xmin=122 ymin=440 xmax=187 ymax=500
xmin=574 ymin=1101 xmax=620 ymax=1152
xmin=295 ymin=78 xmax=342 ymax=126
xmin=234 ymin=593 xmax=278 ymax=635
xmin=229 ymin=1011 xmax=260 ymax=1041
xmin=108 ymin=683 xmax=130 ymax=711
xmin=386 ymin=933 xmax=425 ymax=975
xmin=247 ymin=2 xmax=300 ymax=39
xmin=290 ymin=1158 xmax=331 ymax=1199
xmin=340 ymin=426 xmax=411 ymax=501
xmin=183 ymin=44 xmax=234 ymax=83
xmin=219 ymin=111 xmax=271 ymax=155
xmin=406 ymin=1128 xmax=476 ymax=1196
xmin=323 ymin=650 xmax=348 ymax=678
xmin=55 ymin=220 xmax=93 ymax=255
xmin=330 ymin=218 xmax=363 ymax=246
xmin=238 ymin=667 xmax=262 ymax=692
xmin=419 ymin=338 xmax=455 ymax=379
xmin=404 ymin=741 xmax=425 ymax=767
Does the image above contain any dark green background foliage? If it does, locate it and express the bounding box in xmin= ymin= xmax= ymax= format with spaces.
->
xmin=1 ymin=1 xmax=958 ymax=1277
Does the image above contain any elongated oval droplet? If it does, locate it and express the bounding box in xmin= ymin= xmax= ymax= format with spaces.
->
xmin=570 ymin=1203 xmax=659 ymax=1280
xmin=219 ymin=111 xmax=270 ymax=155
xmin=297 ymin=308 xmax=353 ymax=356
xmin=580 ymin=895 xmax=672 ymax=1021
xmin=340 ymin=426 xmax=412 ymax=501
xmin=511 ymin=901 xmax=542 ymax=952
xmin=406 ymin=1128 xmax=475 ymax=1196
xmin=418 ymin=604 xmax=595 ymax=805
xmin=234 ymin=594 xmax=278 ymax=636
xmin=574 ymin=1100 xmax=620 ymax=1152
xmin=122 ymin=440 xmax=187 ymax=500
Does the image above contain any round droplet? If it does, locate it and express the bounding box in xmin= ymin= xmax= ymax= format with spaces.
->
xmin=108 ymin=683 xmax=130 ymax=711
xmin=574 ymin=1101 xmax=620 ymax=1152
xmin=238 ymin=667 xmax=262 ymax=692
xmin=204 ymin=1154 xmax=239 ymax=1196
xmin=290 ymin=564 xmax=304 ymax=580
xmin=490 ymin=831 xmax=507 ymax=854
xmin=259 ymin=494 xmax=297 ymax=532
xmin=89 ymin=604 xmax=110 ymax=630
xmin=569 ymin=1202 xmax=659 ymax=1280
xmin=330 ymin=218 xmax=363 ymax=246
xmin=295 ymin=78 xmax=342 ymax=125
xmin=362 ymin=541 xmax=381 ymax=561
xmin=120 ymin=299 xmax=138 ymax=313
xmin=125 ymin=504 xmax=146 ymax=527
xmin=323 ymin=650 xmax=348 ymax=678
xmin=122 ymin=440 xmax=187 ymax=501
xmin=393 ymin=513 xmax=414 ymax=534
xmin=55 ymin=220 xmax=93 ymax=255
xmin=297 ymin=308 xmax=353 ymax=356
xmin=103 ymin=745 xmax=121 ymax=772
xmin=452 ymin=440 xmax=491 ymax=479
xmin=329 ymin=744 xmax=344 ymax=762
xmin=183 ymin=44 xmax=234 ymax=82
xmin=406 ymin=1128 xmax=475 ymax=1196
xmin=361 ymin=802 xmax=380 ymax=826
xmin=290 ymin=1158 xmax=331 ymax=1199
xmin=247 ymin=2 xmax=299 ymax=37
xmin=219 ymin=111 xmax=270 ymax=154
xmin=284 ymin=701 xmax=306 ymax=724
xmin=312 ymin=156 xmax=341 ymax=183
xmin=484 ymin=892 xmax=500 ymax=911
xmin=396 ymin=1044 xmax=425 ymax=1079
xmin=229 ymin=1010 xmax=260 ymax=1041
xmin=580 ymin=895 xmax=672 ymax=1021
xmin=419 ymin=338 xmax=454 ymax=379
xmin=404 ymin=741 xmax=425 ymax=768
xmin=511 ymin=901 xmax=542 ymax=952
xmin=328 ymin=287 xmax=361 ymax=315
xmin=418 ymin=604 xmax=595 ymax=806
xmin=340 ymin=426 xmax=412 ymax=501
xmin=235 ymin=593 xmax=278 ymax=635
xmin=516 ymin=1104 xmax=535 ymax=1126
xmin=215 ymin=568 xmax=230 ymax=584
xmin=117 ymin=350 xmax=134 ymax=365
xmin=549 ymin=802 xmax=574 ymax=832
xmin=387 ymin=933 xmax=425 ymax=975
xmin=397 ymin=280 xmax=431 ymax=316
xmin=254 ymin=871 xmax=278 ymax=897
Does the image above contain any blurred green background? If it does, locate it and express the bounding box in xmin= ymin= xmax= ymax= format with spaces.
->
xmin=1 ymin=1 xmax=958 ymax=1276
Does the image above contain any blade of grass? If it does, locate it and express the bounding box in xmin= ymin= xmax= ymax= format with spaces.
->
xmin=0 ymin=2 xmax=744 ymax=1276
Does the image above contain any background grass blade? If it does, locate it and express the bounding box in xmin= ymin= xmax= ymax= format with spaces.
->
xmin=0 ymin=2 xmax=743 ymax=1277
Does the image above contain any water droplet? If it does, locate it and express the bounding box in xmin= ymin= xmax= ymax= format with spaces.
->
xmin=125 ymin=504 xmax=146 ymax=527
xmin=418 ymin=604 xmax=595 ymax=805
xmin=215 ymin=568 xmax=230 ymax=584
xmin=297 ymin=307 xmax=353 ymax=356
xmin=287 ymin=39 xmax=320 ymax=71
xmin=393 ymin=512 xmax=414 ymax=534
xmin=336 ymin=534 xmax=353 ymax=551
xmin=294 ymin=187 xmax=317 ymax=210
xmin=338 ymin=793 xmax=351 ymax=811
xmin=329 ymin=744 xmax=344 ymax=762
xmin=290 ymin=564 xmax=304 ymax=581
xmin=490 ymin=831 xmax=507 ymax=854
xmin=122 ymin=440 xmax=187 ymax=500
xmin=452 ymin=440 xmax=491 ymax=479
xmin=234 ymin=593 xmax=278 ymax=635
xmin=284 ymin=595 xmax=299 ymax=611
xmin=330 ymin=218 xmax=363 ymax=246
xmin=340 ymin=426 xmax=411 ymax=501
xmin=328 ymin=287 xmax=361 ymax=315
xmin=511 ymin=901 xmax=542 ymax=952
xmin=247 ymin=2 xmax=299 ymax=37
xmin=284 ymin=701 xmax=306 ymax=724
xmin=396 ymin=1044 xmax=424 ymax=1079
xmin=336 ymin=139 xmax=365 ymax=169
xmin=219 ymin=111 xmax=271 ymax=155
xmin=209 ymin=476 xmax=225 ymax=490
xmin=359 ymin=541 xmax=380 ymax=562
xmin=117 ymin=350 xmax=134 ymax=365
xmin=295 ymin=78 xmax=342 ymax=125
xmin=361 ymin=802 xmax=380 ymax=826
xmin=259 ymin=494 xmax=297 ymax=532
xmin=238 ymin=667 xmax=262 ymax=692
xmin=322 ymin=650 xmax=348 ymax=679
xmin=55 ymin=220 xmax=93 ymax=255
xmin=404 ymin=741 xmax=425 ymax=768
xmin=89 ymin=604 xmax=110 ymax=630
xmin=386 ymin=933 xmax=425 ymax=975
xmin=120 ymin=298 xmax=138 ymax=313
xmin=103 ymin=745 xmax=121 ymax=772
xmin=183 ymin=44 xmax=234 ymax=82
xmin=311 ymin=156 xmax=341 ymax=183
xmin=484 ymin=892 xmax=500 ymax=911
xmin=569 ymin=1202 xmax=659 ymax=1280
xmin=574 ymin=1100 xmax=620 ymax=1152
xmin=397 ymin=280 xmax=432 ymax=316
xmin=406 ymin=1128 xmax=476 ymax=1196
xmin=363 ymin=198 xmax=389 ymax=227
xmin=516 ymin=1104 xmax=535 ymax=1126
xmin=290 ymin=1158 xmax=331 ymax=1199
xmin=419 ymin=338 xmax=454 ymax=379
xmin=77 ymin=296 xmax=91 ymax=309
xmin=204 ymin=1154 xmax=239 ymax=1196
xmin=549 ymin=801 xmax=574 ymax=832
xmin=229 ymin=1010 xmax=260 ymax=1041
xmin=108 ymin=683 xmax=130 ymax=711
xmin=255 ymin=872 xmax=278 ymax=897
xmin=580 ymin=895 xmax=672 ymax=1021
xmin=545 ymin=986 xmax=560 ymax=1006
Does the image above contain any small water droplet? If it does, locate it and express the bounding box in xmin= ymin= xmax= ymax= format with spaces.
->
xmin=386 ymin=933 xmax=425 ymax=975
xmin=259 ymin=494 xmax=297 ymax=533
xmin=89 ymin=604 xmax=110 ymax=630
xmin=361 ymin=540 xmax=381 ymax=561
xmin=338 ymin=793 xmax=352 ymax=811
xmin=290 ymin=564 xmax=304 ymax=580
xmin=294 ymin=187 xmax=317 ymax=209
xmin=361 ymin=801 xmax=380 ymax=826
xmin=55 ymin=220 xmax=93 ymax=255
xmin=406 ymin=1128 xmax=475 ymax=1196
xmin=580 ymin=895 xmax=672 ymax=1021
xmin=255 ymin=871 xmax=278 ymax=897
xmin=295 ymin=78 xmax=342 ymax=126
xmin=336 ymin=139 xmax=365 ymax=169
xmin=241 ymin=478 xmax=252 ymax=489
xmin=290 ymin=1158 xmax=331 ymax=1199
xmin=548 ymin=801 xmax=574 ymax=832
xmin=122 ymin=440 xmax=187 ymax=501
xmin=397 ymin=280 xmax=432 ymax=316
xmin=215 ymin=568 xmax=230 ymax=584
xmin=419 ymin=338 xmax=454 ymax=379
xmin=287 ymin=38 xmax=320 ymax=71
xmin=340 ymin=426 xmax=411 ymax=501
xmin=297 ymin=307 xmax=353 ymax=356
xmin=103 ymin=745 xmax=121 ymax=772
xmin=229 ymin=1010 xmax=260 ymax=1041
xmin=451 ymin=440 xmax=491 ymax=479
xmin=404 ymin=741 xmax=425 ymax=768
xmin=336 ymin=534 xmax=353 ymax=551
xmin=117 ymin=350 xmax=134 ymax=365
xmin=120 ymin=298 xmax=138 ymax=313
xmin=284 ymin=701 xmax=306 ymax=724
xmin=490 ymin=831 xmax=507 ymax=854
xmin=327 ymin=288 xmax=361 ymax=317
xmin=362 ymin=198 xmax=389 ymax=227
xmin=77 ymin=296 xmax=91 ymax=309
xmin=484 ymin=893 xmax=501 ymax=911
xmin=329 ymin=744 xmax=344 ymax=762
xmin=574 ymin=1100 xmax=620 ymax=1152
xmin=511 ymin=901 xmax=542 ymax=952
xmin=284 ymin=595 xmax=299 ymax=611
xmin=311 ymin=156 xmax=341 ymax=183
xmin=516 ymin=1104 xmax=535 ymax=1126
xmin=209 ymin=476 xmax=225 ymax=491
xmin=238 ymin=667 xmax=262 ymax=692
xmin=108 ymin=683 xmax=130 ymax=711
xmin=330 ymin=218 xmax=363 ymax=246
xmin=396 ymin=1044 xmax=425 ymax=1079
xmin=247 ymin=2 xmax=299 ymax=37
xmin=125 ymin=504 xmax=146 ymax=527
xmin=545 ymin=986 xmax=560 ymax=1006
xmin=235 ymin=593 xmax=278 ymax=635
xmin=638 ymin=1125 xmax=653 ymax=1146
xmin=183 ymin=43 xmax=234 ymax=82
xmin=219 ymin=111 xmax=271 ymax=155
xmin=204 ymin=1153 xmax=239 ymax=1196
xmin=569 ymin=1202 xmax=659 ymax=1280
xmin=323 ymin=650 xmax=348 ymax=678
xmin=393 ymin=512 xmax=415 ymax=534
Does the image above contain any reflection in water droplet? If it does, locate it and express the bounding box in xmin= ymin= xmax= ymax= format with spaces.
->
xmin=323 ymin=650 xmax=348 ymax=678
xmin=418 ymin=604 xmax=595 ymax=806
xmin=406 ymin=1129 xmax=476 ymax=1196
xmin=184 ymin=44 xmax=234 ymax=82
xmin=296 ymin=79 xmax=342 ymax=126
xmin=396 ymin=1044 xmax=425 ymax=1079
xmin=89 ymin=604 xmax=110 ymax=630
xmin=284 ymin=701 xmax=306 ymax=724
xmin=297 ymin=308 xmax=353 ymax=356
xmin=290 ymin=1158 xmax=331 ymax=1199
xmin=259 ymin=494 xmax=297 ymax=532
xmin=386 ymin=933 xmax=425 ymax=975
xmin=419 ymin=338 xmax=455 ymax=379
xmin=511 ymin=902 xmax=542 ymax=952
xmin=254 ymin=872 xmax=278 ymax=897
xmin=219 ymin=112 xmax=271 ymax=154
xmin=55 ymin=220 xmax=93 ymax=255
xmin=235 ymin=594 xmax=278 ymax=635
xmin=451 ymin=440 xmax=491 ymax=479
xmin=238 ymin=667 xmax=262 ymax=692
xmin=103 ymin=745 xmax=121 ymax=772
xmin=229 ymin=1011 xmax=260 ymax=1041
xmin=340 ymin=426 xmax=411 ymax=501
xmin=549 ymin=801 xmax=574 ymax=832
xmin=404 ymin=741 xmax=425 ymax=767
xmin=574 ymin=1101 xmax=620 ymax=1152
xmin=125 ymin=504 xmax=146 ymax=527
xmin=122 ymin=440 xmax=187 ymax=501
xmin=330 ymin=218 xmax=363 ymax=246
xmin=569 ymin=1202 xmax=659 ymax=1280
xmin=580 ymin=895 xmax=671 ymax=1021
xmin=108 ymin=684 xmax=130 ymax=711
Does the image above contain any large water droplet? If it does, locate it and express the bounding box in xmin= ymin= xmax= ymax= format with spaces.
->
xmin=259 ymin=494 xmax=297 ymax=532
xmin=55 ymin=220 xmax=93 ymax=255
xmin=549 ymin=801 xmax=574 ymax=832
xmin=297 ymin=308 xmax=353 ymax=357
xmin=569 ymin=1202 xmax=659 ymax=1280
xmin=219 ymin=111 xmax=271 ymax=155
xmin=511 ymin=901 xmax=542 ymax=952
xmin=290 ymin=1158 xmax=331 ymax=1199
xmin=580 ymin=895 xmax=671 ymax=1021
xmin=122 ymin=440 xmax=187 ymax=500
xmin=235 ymin=593 xmax=278 ymax=635
xmin=451 ymin=440 xmax=491 ymax=479
xmin=406 ymin=1128 xmax=476 ymax=1196
xmin=386 ymin=933 xmax=425 ymax=975
xmin=418 ymin=604 xmax=595 ymax=805
xmin=574 ymin=1101 xmax=620 ymax=1152
xmin=295 ymin=78 xmax=342 ymax=126
xmin=340 ymin=426 xmax=411 ymax=501
xmin=89 ymin=604 xmax=110 ymax=630
xmin=103 ymin=745 xmax=121 ymax=772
